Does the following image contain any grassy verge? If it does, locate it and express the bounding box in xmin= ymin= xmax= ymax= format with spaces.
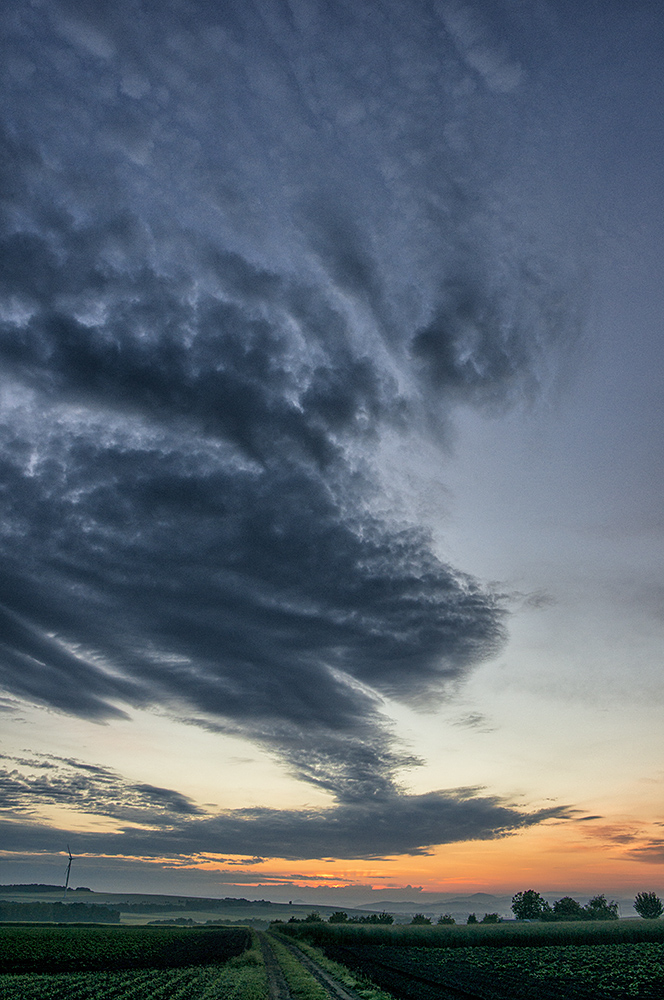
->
xmin=218 ymin=931 xmax=270 ymax=1000
xmin=285 ymin=935 xmax=396 ymax=1000
xmin=267 ymin=932 xmax=329 ymax=1000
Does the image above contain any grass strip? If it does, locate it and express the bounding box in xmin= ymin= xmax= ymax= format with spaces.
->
xmin=285 ymin=935 xmax=396 ymax=1000
xmin=217 ymin=931 xmax=270 ymax=1000
xmin=267 ymin=932 xmax=329 ymax=1000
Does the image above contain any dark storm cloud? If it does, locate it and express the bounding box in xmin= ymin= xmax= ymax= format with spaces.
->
xmin=0 ymin=754 xmax=202 ymax=822
xmin=0 ymin=0 xmax=580 ymax=851
xmin=0 ymin=773 xmax=572 ymax=860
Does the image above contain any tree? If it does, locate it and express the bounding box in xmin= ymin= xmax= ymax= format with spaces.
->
xmin=329 ymin=911 xmax=348 ymax=923
xmin=437 ymin=913 xmax=455 ymax=925
xmin=304 ymin=911 xmax=321 ymax=922
xmin=634 ymin=892 xmax=663 ymax=920
xmin=410 ymin=914 xmax=432 ymax=925
xmin=553 ymin=896 xmax=583 ymax=920
xmin=481 ymin=913 xmax=500 ymax=924
xmin=511 ymin=890 xmax=547 ymax=920
xmin=466 ymin=913 xmax=477 ymax=924
xmin=584 ymin=895 xmax=618 ymax=920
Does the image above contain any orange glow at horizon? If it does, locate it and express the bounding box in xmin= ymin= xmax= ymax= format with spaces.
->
xmin=51 ymin=819 xmax=663 ymax=896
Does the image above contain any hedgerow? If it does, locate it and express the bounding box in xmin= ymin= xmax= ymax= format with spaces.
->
xmin=278 ymin=918 xmax=664 ymax=950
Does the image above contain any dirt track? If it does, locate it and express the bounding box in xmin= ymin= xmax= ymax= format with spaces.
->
xmin=259 ymin=932 xmax=368 ymax=1000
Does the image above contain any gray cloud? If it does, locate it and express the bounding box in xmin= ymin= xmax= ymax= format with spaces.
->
xmin=0 ymin=752 xmax=573 ymax=860
xmin=625 ymin=842 xmax=664 ymax=864
xmin=451 ymin=712 xmax=495 ymax=732
xmin=0 ymin=0 xmax=581 ymax=854
xmin=0 ymin=754 xmax=202 ymax=823
xmin=0 ymin=771 xmax=572 ymax=860
xmin=436 ymin=2 xmax=524 ymax=93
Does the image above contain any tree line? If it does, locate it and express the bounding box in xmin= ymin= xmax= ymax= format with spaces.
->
xmin=512 ymin=890 xmax=663 ymax=921
xmin=276 ymin=891 xmax=664 ymax=929
xmin=0 ymin=901 xmax=120 ymax=922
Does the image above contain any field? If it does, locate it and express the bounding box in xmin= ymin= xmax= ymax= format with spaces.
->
xmin=5 ymin=915 xmax=664 ymax=999
xmin=279 ymin=917 xmax=664 ymax=950
xmin=0 ymin=924 xmax=250 ymax=973
xmin=0 ymin=885 xmax=373 ymax=927
xmin=0 ymin=960 xmax=268 ymax=1000
xmin=278 ymin=921 xmax=664 ymax=999
xmin=0 ymin=925 xmax=268 ymax=999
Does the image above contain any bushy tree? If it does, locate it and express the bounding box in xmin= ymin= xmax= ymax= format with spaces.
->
xmin=584 ymin=895 xmax=618 ymax=920
xmin=511 ymin=890 xmax=547 ymax=920
xmin=304 ymin=911 xmax=321 ymax=922
xmin=347 ymin=911 xmax=394 ymax=925
xmin=553 ymin=896 xmax=583 ymax=919
xmin=481 ymin=913 xmax=500 ymax=924
xmin=634 ymin=892 xmax=663 ymax=919
xmin=410 ymin=913 xmax=432 ymax=925
xmin=437 ymin=913 xmax=455 ymax=925
xmin=466 ymin=913 xmax=477 ymax=924
xmin=329 ymin=911 xmax=348 ymax=923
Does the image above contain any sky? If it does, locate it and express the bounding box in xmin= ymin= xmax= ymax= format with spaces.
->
xmin=1 ymin=0 xmax=663 ymax=906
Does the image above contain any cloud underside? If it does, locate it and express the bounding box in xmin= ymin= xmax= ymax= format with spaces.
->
xmin=0 ymin=778 xmax=569 ymax=863
xmin=0 ymin=754 xmax=572 ymax=861
xmin=0 ymin=0 xmax=579 ymax=854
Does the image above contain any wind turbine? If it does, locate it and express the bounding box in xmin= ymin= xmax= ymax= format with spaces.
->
xmin=63 ymin=844 xmax=73 ymax=901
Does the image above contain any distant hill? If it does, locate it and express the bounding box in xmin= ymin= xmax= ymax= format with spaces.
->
xmin=0 ymin=886 xmax=374 ymax=926
xmin=0 ymin=884 xmax=93 ymax=894
xmin=362 ymin=893 xmax=506 ymax=913
xmin=1 ymin=884 xmax=62 ymax=893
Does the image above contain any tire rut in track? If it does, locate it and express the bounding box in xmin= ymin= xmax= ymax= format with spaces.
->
xmin=276 ymin=936 xmax=367 ymax=1000
xmin=258 ymin=932 xmax=293 ymax=1000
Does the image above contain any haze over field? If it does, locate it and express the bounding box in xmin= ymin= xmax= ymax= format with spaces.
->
xmin=1 ymin=0 xmax=663 ymax=903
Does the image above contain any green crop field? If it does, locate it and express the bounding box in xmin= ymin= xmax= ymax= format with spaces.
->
xmin=279 ymin=916 xmax=664 ymax=950
xmin=0 ymin=926 xmax=268 ymax=999
xmin=0 ymin=924 xmax=250 ymax=973
xmin=322 ymin=941 xmax=664 ymax=999
xmin=0 ymin=963 xmax=264 ymax=1000
xmin=277 ymin=921 xmax=664 ymax=999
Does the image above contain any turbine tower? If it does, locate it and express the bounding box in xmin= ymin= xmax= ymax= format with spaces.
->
xmin=63 ymin=844 xmax=73 ymax=901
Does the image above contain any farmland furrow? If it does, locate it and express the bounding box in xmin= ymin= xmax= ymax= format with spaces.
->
xmin=322 ymin=947 xmax=490 ymax=1000
xmin=323 ymin=945 xmax=625 ymax=1000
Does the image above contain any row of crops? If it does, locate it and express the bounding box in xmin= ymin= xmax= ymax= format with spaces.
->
xmin=0 ymin=925 xmax=355 ymax=1000
xmin=276 ymin=922 xmax=664 ymax=999
xmin=314 ymin=940 xmax=664 ymax=1000
xmin=279 ymin=915 xmax=664 ymax=949
xmin=0 ymin=926 xmax=270 ymax=999
xmin=0 ymin=924 xmax=250 ymax=973
xmin=0 ymin=957 xmax=271 ymax=1000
